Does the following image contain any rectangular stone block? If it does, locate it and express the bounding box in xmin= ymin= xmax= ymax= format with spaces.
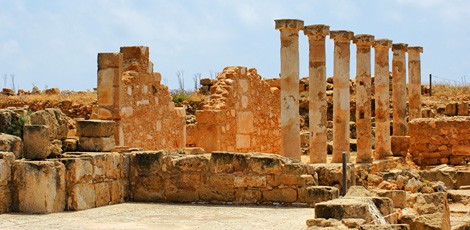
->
xmin=0 ymin=185 xmax=11 ymax=213
xmin=60 ymin=157 xmax=93 ymax=184
xmin=391 ymin=136 xmax=410 ymax=157
xmin=315 ymin=199 xmax=371 ymax=221
xmin=262 ymin=187 xmax=297 ymax=203
xmin=94 ymin=182 xmax=110 ymax=207
xmin=76 ymin=120 xmax=116 ymax=138
xmin=373 ymin=189 xmax=406 ymax=208
xmin=129 ymin=151 xmax=164 ymax=178
xmin=109 ymin=180 xmax=125 ymax=204
xmin=66 ymin=183 xmax=96 ymax=211
xmin=105 ymin=152 xmax=123 ymax=180
xmin=248 ymin=154 xmax=285 ymax=174
xmin=12 ymin=161 xmax=66 ymax=213
xmin=0 ymin=152 xmax=14 ymax=213
xmin=298 ymin=186 xmax=339 ymax=205
xmin=78 ymin=136 xmax=115 ymax=152
xmin=131 ymin=175 xmax=165 ymax=202
xmin=234 ymin=188 xmax=262 ymax=204
xmin=98 ymin=53 xmax=123 ymax=69
xmin=457 ymin=103 xmax=469 ymax=116
xmin=234 ymin=176 xmax=266 ymax=188
xmin=209 ymin=152 xmax=250 ymax=174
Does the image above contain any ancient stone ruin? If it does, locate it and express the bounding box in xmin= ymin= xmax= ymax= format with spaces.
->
xmin=0 ymin=19 xmax=469 ymax=229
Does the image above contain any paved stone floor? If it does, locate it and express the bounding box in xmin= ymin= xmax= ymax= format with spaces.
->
xmin=0 ymin=203 xmax=313 ymax=230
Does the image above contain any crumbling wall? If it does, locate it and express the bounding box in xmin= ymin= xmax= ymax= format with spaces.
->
xmin=96 ymin=46 xmax=186 ymax=150
xmin=128 ymin=151 xmax=338 ymax=205
xmin=187 ymin=66 xmax=281 ymax=153
xmin=409 ymin=116 xmax=470 ymax=165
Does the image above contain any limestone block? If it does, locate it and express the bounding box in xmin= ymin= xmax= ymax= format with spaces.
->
xmin=78 ymin=153 xmax=107 ymax=181
xmin=457 ymin=103 xmax=469 ymax=116
xmin=234 ymin=175 xmax=266 ymax=188
xmin=23 ymin=125 xmax=51 ymax=160
xmin=267 ymin=174 xmax=315 ymax=186
xmin=172 ymin=155 xmax=209 ymax=172
xmin=248 ymin=154 xmax=286 ymax=175
xmin=234 ymin=188 xmax=262 ymax=204
xmin=129 ymin=151 xmax=164 ymax=178
xmin=298 ymin=186 xmax=339 ymax=205
xmin=391 ymin=136 xmax=410 ymax=157
xmin=109 ymin=180 xmax=125 ymax=204
xmin=0 ymin=152 xmax=14 ymax=213
xmin=373 ymin=189 xmax=406 ymax=208
xmin=262 ymin=187 xmax=297 ymax=203
xmin=76 ymin=120 xmax=115 ymax=138
xmin=78 ymin=136 xmax=115 ymax=152
xmin=94 ymin=182 xmax=111 ymax=207
xmin=131 ymin=175 xmax=165 ymax=202
xmin=0 ymin=133 xmax=22 ymax=159
xmin=237 ymin=111 xmax=254 ymax=134
xmin=12 ymin=160 xmax=66 ymax=213
xmin=209 ymin=152 xmax=250 ymax=174
xmin=60 ymin=157 xmax=93 ymax=183
xmin=30 ymin=108 xmax=69 ymax=140
xmin=315 ymin=199 xmax=371 ymax=221
xmin=198 ymin=186 xmax=235 ymax=203
xmin=445 ymin=103 xmax=457 ymax=116
xmin=105 ymin=152 xmax=122 ymax=180
xmin=98 ymin=53 xmax=123 ymax=69
xmin=66 ymin=183 xmax=96 ymax=211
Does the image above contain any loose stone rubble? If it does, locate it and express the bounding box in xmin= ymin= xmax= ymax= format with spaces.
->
xmin=0 ymin=19 xmax=469 ymax=230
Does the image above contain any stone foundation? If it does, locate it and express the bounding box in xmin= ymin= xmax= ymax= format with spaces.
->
xmin=409 ymin=117 xmax=470 ymax=165
xmin=128 ymin=151 xmax=338 ymax=205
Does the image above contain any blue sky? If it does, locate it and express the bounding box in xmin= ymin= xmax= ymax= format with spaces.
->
xmin=0 ymin=0 xmax=469 ymax=91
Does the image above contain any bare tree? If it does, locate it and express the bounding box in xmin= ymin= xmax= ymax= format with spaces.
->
xmin=193 ymin=73 xmax=201 ymax=90
xmin=176 ymin=70 xmax=185 ymax=91
xmin=10 ymin=74 xmax=15 ymax=91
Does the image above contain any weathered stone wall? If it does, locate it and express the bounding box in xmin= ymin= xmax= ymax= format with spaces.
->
xmin=0 ymin=152 xmax=14 ymax=213
xmin=60 ymin=152 xmax=127 ymax=211
xmin=187 ymin=66 xmax=281 ymax=153
xmin=96 ymin=46 xmax=186 ymax=151
xmin=128 ymin=151 xmax=339 ymax=205
xmin=409 ymin=117 xmax=470 ymax=165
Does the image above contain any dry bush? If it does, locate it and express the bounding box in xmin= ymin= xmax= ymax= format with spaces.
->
xmin=431 ymin=84 xmax=470 ymax=98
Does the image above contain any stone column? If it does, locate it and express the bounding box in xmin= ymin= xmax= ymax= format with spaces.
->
xmin=353 ymin=34 xmax=374 ymax=163
xmin=304 ymin=24 xmax=330 ymax=163
xmin=408 ymin=46 xmax=423 ymax=120
xmin=373 ymin=39 xmax=393 ymax=159
xmin=330 ymin=30 xmax=354 ymax=163
xmin=392 ymin=43 xmax=409 ymax=136
xmin=275 ymin=19 xmax=304 ymax=160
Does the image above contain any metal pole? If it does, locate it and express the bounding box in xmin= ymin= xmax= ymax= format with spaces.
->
xmin=342 ymin=152 xmax=347 ymax=196
xmin=429 ymin=74 xmax=432 ymax=96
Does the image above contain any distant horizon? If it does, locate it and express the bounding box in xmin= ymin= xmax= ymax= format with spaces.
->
xmin=1 ymin=1 xmax=469 ymax=91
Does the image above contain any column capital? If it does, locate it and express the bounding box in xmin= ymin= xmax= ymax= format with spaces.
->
xmin=353 ymin=34 xmax=374 ymax=46
xmin=303 ymin=24 xmax=330 ymax=38
xmin=408 ymin=46 xmax=423 ymax=53
xmin=373 ymin=39 xmax=393 ymax=48
xmin=392 ymin=43 xmax=408 ymax=51
xmin=275 ymin=19 xmax=304 ymax=31
xmin=330 ymin=30 xmax=354 ymax=42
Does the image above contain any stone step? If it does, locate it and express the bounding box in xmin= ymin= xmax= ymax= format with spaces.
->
xmin=448 ymin=189 xmax=470 ymax=205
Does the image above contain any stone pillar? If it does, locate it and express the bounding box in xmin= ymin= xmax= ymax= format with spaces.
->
xmin=392 ymin=43 xmax=409 ymax=136
xmin=330 ymin=30 xmax=354 ymax=163
xmin=275 ymin=19 xmax=304 ymax=160
xmin=304 ymin=24 xmax=330 ymax=163
xmin=408 ymin=46 xmax=423 ymax=120
xmin=373 ymin=39 xmax=393 ymax=159
xmin=353 ymin=34 xmax=374 ymax=163
xmin=97 ymin=53 xmax=124 ymax=145
xmin=391 ymin=43 xmax=410 ymax=156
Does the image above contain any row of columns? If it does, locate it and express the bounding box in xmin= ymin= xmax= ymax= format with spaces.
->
xmin=275 ymin=19 xmax=423 ymax=163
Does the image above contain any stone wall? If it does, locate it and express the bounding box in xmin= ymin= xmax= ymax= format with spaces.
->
xmin=187 ymin=66 xmax=281 ymax=153
xmin=128 ymin=151 xmax=339 ymax=205
xmin=409 ymin=117 xmax=470 ymax=165
xmin=96 ymin=46 xmax=186 ymax=151
xmin=0 ymin=151 xmax=126 ymax=214
xmin=0 ymin=152 xmax=14 ymax=213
